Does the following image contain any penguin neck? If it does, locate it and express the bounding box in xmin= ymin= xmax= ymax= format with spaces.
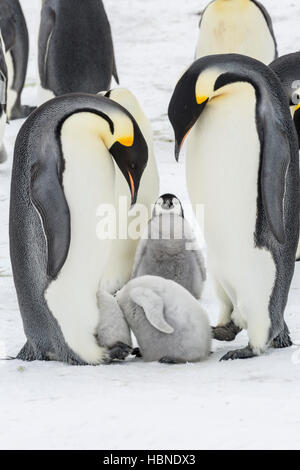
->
xmin=60 ymin=111 xmax=116 ymax=207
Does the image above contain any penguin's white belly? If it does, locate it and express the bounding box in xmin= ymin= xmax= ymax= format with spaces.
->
xmin=187 ymin=85 xmax=275 ymax=341
xmin=101 ymin=137 xmax=159 ymax=293
xmin=45 ymin=113 xmax=114 ymax=363
xmin=38 ymin=85 xmax=55 ymax=106
xmin=196 ymin=3 xmax=275 ymax=64
xmin=5 ymin=50 xmax=17 ymax=119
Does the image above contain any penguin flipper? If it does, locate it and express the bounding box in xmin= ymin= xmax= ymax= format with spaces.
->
xmin=38 ymin=5 xmax=56 ymax=89
xmin=260 ymin=109 xmax=292 ymax=245
xmin=30 ymin=154 xmax=70 ymax=279
xmin=130 ymin=287 xmax=174 ymax=334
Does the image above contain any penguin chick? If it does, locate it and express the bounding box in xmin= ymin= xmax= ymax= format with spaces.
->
xmin=131 ymin=194 xmax=206 ymax=299
xmin=96 ymin=290 xmax=132 ymax=361
xmin=116 ymin=276 xmax=211 ymax=364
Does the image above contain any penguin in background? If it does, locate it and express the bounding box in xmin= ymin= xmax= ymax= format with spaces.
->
xmin=196 ymin=0 xmax=277 ymax=65
xmin=9 ymin=93 xmax=148 ymax=365
xmin=168 ymin=54 xmax=299 ymax=360
xmin=131 ymin=194 xmax=206 ymax=299
xmin=0 ymin=38 xmax=7 ymax=164
xmin=38 ymin=0 xmax=119 ymax=105
xmin=0 ymin=0 xmax=35 ymax=119
xmin=99 ymin=88 xmax=159 ymax=294
xmin=270 ymin=52 xmax=300 ymax=261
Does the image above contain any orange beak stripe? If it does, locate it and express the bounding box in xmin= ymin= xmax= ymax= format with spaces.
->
xmin=128 ymin=171 xmax=135 ymax=199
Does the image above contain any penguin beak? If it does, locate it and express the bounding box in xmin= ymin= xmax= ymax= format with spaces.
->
xmin=168 ymin=75 xmax=209 ymax=162
xmin=128 ymin=171 xmax=137 ymax=206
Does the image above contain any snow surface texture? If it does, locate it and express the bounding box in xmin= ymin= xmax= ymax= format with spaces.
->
xmin=0 ymin=0 xmax=300 ymax=450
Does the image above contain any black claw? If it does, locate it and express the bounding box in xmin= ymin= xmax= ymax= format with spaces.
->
xmin=132 ymin=347 xmax=142 ymax=358
xmin=272 ymin=323 xmax=293 ymax=349
xmin=220 ymin=346 xmax=257 ymax=361
xmin=109 ymin=342 xmax=132 ymax=361
xmin=212 ymin=321 xmax=241 ymax=342
xmin=159 ymin=357 xmax=179 ymax=365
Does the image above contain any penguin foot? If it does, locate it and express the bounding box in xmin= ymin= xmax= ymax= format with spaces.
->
xmin=272 ymin=324 xmax=293 ymax=349
xmin=220 ymin=346 xmax=257 ymax=361
xmin=109 ymin=342 xmax=132 ymax=361
xmin=132 ymin=347 xmax=142 ymax=358
xmin=159 ymin=356 xmax=179 ymax=365
xmin=212 ymin=321 xmax=241 ymax=342
xmin=10 ymin=105 xmax=36 ymax=120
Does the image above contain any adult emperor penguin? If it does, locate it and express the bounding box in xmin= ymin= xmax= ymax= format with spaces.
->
xmin=99 ymin=88 xmax=159 ymax=294
xmin=0 ymin=0 xmax=35 ymax=119
xmin=196 ymin=0 xmax=277 ymax=64
xmin=9 ymin=93 xmax=148 ymax=365
xmin=38 ymin=0 xmax=119 ymax=105
xmin=168 ymin=54 xmax=299 ymax=360
xmin=270 ymin=52 xmax=300 ymax=260
xmin=0 ymin=38 xmax=7 ymax=164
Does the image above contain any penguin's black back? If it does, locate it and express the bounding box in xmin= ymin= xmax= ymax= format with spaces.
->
xmin=39 ymin=0 xmax=117 ymax=96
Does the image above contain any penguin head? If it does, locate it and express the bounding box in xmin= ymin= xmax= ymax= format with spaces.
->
xmin=153 ymin=194 xmax=184 ymax=217
xmin=103 ymin=106 xmax=148 ymax=205
xmin=168 ymin=54 xmax=280 ymax=160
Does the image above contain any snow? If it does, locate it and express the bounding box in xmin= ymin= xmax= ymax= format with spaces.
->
xmin=0 ymin=0 xmax=300 ymax=450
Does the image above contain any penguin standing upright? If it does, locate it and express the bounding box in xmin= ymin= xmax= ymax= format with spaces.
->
xmin=196 ymin=0 xmax=277 ymax=64
xmin=0 ymin=0 xmax=35 ymax=119
xmin=0 ymin=38 xmax=7 ymax=163
xmin=9 ymin=93 xmax=148 ymax=365
xmin=270 ymin=52 xmax=300 ymax=261
xmin=168 ymin=54 xmax=299 ymax=360
xmin=38 ymin=0 xmax=119 ymax=105
xmin=100 ymin=88 xmax=159 ymax=294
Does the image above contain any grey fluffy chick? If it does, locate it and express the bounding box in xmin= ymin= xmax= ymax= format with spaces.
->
xmin=116 ymin=275 xmax=211 ymax=364
xmin=131 ymin=194 xmax=206 ymax=299
xmin=97 ymin=290 xmax=132 ymax=361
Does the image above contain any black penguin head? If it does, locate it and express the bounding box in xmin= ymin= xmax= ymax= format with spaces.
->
xmin=153 ymin=194 xmax=184 ymax=217
xmin=168 ymin=54 xmax=277 ymax=161
xmin=107 ymin=114 xmax=148 ymax=206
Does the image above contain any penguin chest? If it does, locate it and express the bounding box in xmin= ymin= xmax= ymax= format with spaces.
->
xmin=196 ymin=2 xmax=275 ymax=64
xmin=45 ymin=115 xmax=115 ymax=343
xmin=186 ymin=85 xmax=276 ymax=302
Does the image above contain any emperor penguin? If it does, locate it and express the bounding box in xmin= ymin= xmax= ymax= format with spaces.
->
xmin=99 ymin=88 xmax=159 ymax=294
xmin=0 ymin=0 xmax=35 ymax=119
xmin=131 ymin=194 xmax=206 ymax=299
xmin=117 ymin=276 xmax=211 ymax=364
xmin=168 ymin=54 xmax=299 ymax=360
xmin=9 ymin=93 xmax=148 ymax=365
xmin=38 ymin=0 xmax=119 ymax=105
xmin=196 ymin=0 xmax=277 ymax=64
xmin=270 ymin=52 xmax=300 ymax=261
xmin=0 ymin=38 xmax=7 ymax=164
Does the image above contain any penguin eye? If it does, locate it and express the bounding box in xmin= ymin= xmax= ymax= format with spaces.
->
xmin=173 ymin=199 xmax=179 ymax=205
xmin=158 ymin=198 xmax=163 ymax=205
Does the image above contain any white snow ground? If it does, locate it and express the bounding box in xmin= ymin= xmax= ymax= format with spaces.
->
xmin=0 ymin=0 xmax=300 ymax=450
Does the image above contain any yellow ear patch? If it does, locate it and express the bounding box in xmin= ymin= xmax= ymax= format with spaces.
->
xmin=118 ymin=136 xmax=134 ymax=147
xmin=295 ymin=103 xmax=300 ymax=112
xmin=196 ymin=95 xmax=209 ymax=105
